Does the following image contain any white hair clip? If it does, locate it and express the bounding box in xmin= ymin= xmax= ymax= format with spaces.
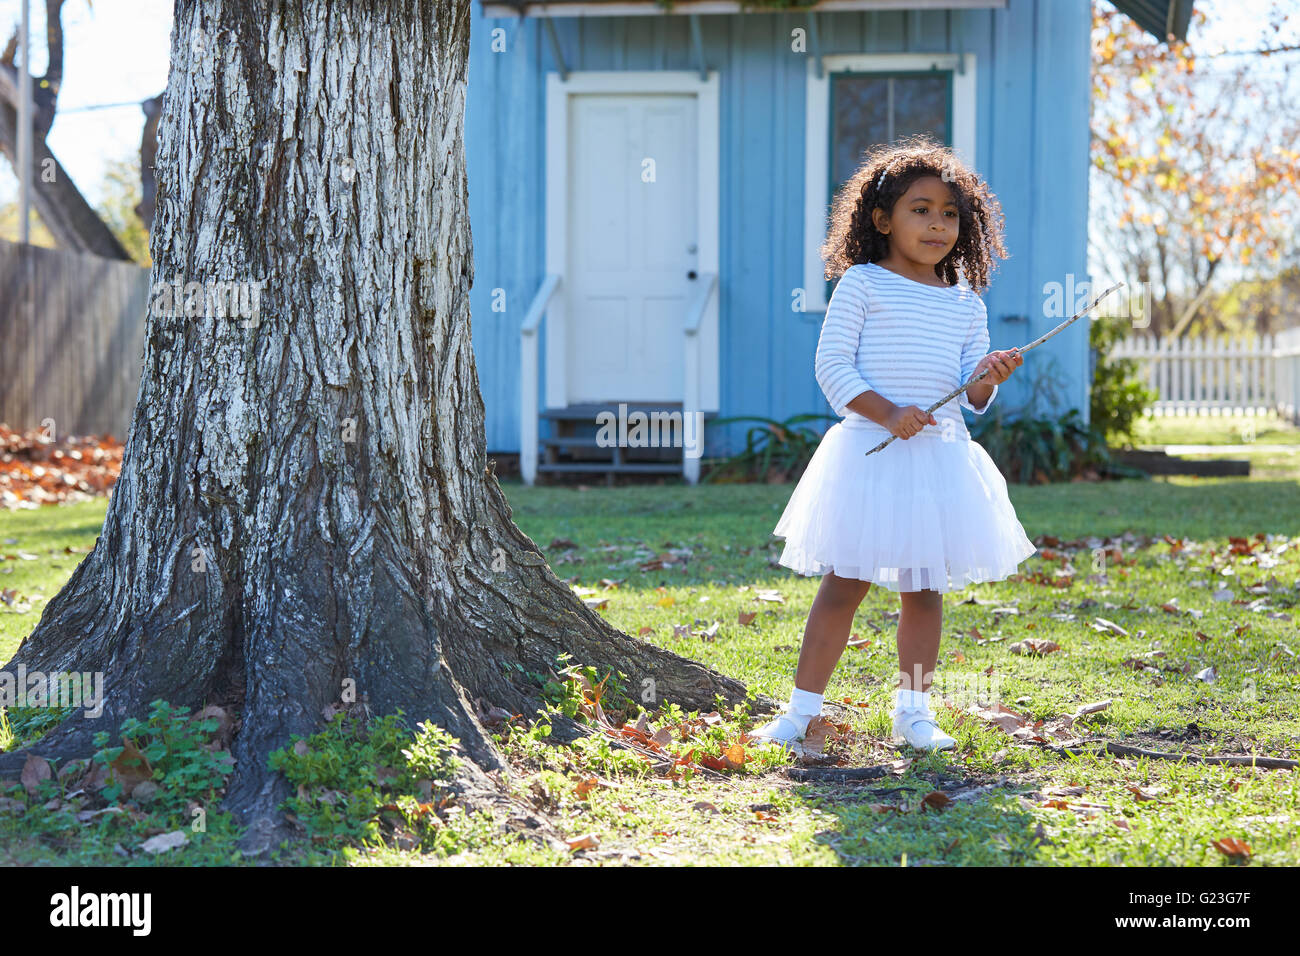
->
xmin=875 ymin=164 xmax=892 ymax=191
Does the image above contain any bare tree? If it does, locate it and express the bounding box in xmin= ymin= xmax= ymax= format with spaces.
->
xmin=0 ymin=0 xmax=130 ymax=258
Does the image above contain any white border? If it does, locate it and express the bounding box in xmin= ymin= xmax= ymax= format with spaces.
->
xmin=803 ymin=52 xmax=976 ymax=313
xmin=544 ymin=71 xmax=720 ymax=410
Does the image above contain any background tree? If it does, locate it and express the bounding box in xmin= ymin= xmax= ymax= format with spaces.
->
xmin=96 ymin=154 xmax=152 ymax=265
xmin=0 ymin=0 xmax=130 ymax=258
xmin=0 ymin=193 xmax=56 ymax=245
xmin=1090 ymin=0 xmax=1300 ymax=339
xmin=0 ymin=0 xmax=754 ymax=854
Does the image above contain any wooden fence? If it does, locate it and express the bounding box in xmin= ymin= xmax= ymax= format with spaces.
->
xmin=0 ymin=239 xmax=150 ymax=438
xmin=1109 ymin=332 xmax=1300 ymax=422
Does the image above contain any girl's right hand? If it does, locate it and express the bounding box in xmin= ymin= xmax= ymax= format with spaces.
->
xmin=886 ymin=404 xmax=937 ymax=440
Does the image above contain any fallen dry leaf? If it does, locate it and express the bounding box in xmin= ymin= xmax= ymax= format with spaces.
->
xmin=800 ymin=716 xmax=844 ymax=755
xmin=1009 ymin=638 xmax=1060 ymax=656
xmin=965 ymin=701 xmax=1028 ymax=734
xmin=0 ymin=427 xmax=123 ymax=508
xmin=20 ymin=754 xmax=52 ymax=797
xmin=139 ymin=830 xmax=189 ymax=854
xmin=566 ymin=833 xmax=600 ymax=851
xmin=1211 ymin=837 xmax=1252 ymax=860
xmin=721 ymin=743 xmax=748 ymax=770
xmin=920 ymin=791 xmax=951 ymax=812
xmin=1072 ymin=699 xmax=1112 ymax=719
xmin=1043 ymin=785 xmax=1087 ymax=797
xmin=1126 ymin=785 xmax=1170 ymax=802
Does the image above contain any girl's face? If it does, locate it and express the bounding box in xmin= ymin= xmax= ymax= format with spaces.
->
xmin=871 ymin=175 xmax=959 ymax=267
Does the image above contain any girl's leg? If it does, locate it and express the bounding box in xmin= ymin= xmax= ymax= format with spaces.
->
xmin=896 ymin=588 xmax=944 ymax=692
xmin=793 ymin=571 xmax=873 ymax=694
xmin=892 ymin=587 xmax=955 ymax=750
xmin=750 ymin=571 xmax=872 ymax=746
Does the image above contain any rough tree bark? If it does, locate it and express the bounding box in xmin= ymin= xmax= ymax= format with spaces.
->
xmin=0 ymin=0 xmax=758 ymax=854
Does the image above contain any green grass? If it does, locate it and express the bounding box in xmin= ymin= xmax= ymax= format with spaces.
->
xmin=0 ymin=499 xmax=105 ymax=663
xmin=1127 ymin=410 xmax=1300 ymax=482
xmin=2 ymin=415 xmax=1298 ymax=865
xmin=1132 ymin=410 xmax=1300 ymax=447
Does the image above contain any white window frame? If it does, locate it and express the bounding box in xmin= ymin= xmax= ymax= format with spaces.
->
xmin=803 ymin=52 xmax=976 ymax=313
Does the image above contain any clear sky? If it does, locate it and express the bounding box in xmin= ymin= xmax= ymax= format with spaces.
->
xmin=0 ymin=0 xmax=1294 ymax=208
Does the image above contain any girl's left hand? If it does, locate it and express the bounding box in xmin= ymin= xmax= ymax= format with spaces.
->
xmin=974 ymin=348 xmax=1023 ymax=385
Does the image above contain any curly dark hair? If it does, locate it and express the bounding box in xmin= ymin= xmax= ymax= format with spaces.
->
xmin=819 ymin=135 xmax=1008 ymax=293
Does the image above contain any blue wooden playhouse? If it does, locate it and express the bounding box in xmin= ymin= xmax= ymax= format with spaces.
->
xmin=463 ymin=0 xmax=1192 ymax=483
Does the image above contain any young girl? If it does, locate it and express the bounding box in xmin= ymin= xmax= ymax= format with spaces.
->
xmin=752 ymin=137 xmax=1037 ymax=752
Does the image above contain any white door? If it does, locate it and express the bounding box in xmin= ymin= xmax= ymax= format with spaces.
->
xmin=567 ymin=93 xmax=698 ymax=404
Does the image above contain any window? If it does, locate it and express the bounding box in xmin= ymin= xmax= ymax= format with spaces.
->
xmin=804 ymin=54 xmax=975 ymax=312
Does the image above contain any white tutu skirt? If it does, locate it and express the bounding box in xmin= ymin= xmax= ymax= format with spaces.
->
xmin=773 ymin=419 xmax=1037 ymax=592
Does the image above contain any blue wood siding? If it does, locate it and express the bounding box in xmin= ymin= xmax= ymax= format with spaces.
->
xmin=465 ymin=0 xmax=1092 ymax=455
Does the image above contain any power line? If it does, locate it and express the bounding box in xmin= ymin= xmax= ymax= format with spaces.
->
xmin=57 ymin=99 xmax=150 ymax=114
xmin=1202 ymin=43 xmax=1300 ymax=57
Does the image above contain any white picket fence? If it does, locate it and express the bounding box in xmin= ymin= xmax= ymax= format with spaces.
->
xmin=1109 ymin=330 xmax=1300 ymax=421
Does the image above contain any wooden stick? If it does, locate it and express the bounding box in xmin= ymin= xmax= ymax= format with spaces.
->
xmin=785 ymin=765 xmax=892 ymax=783
xmin=864 ymin=281 xmax=1126 ymax=457
xmin=1045 ymin=741 xmax=1298 ymax=769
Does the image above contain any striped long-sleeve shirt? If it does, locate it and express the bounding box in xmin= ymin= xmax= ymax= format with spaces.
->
xmin=814 ymin=261 xmax=998 ymax=439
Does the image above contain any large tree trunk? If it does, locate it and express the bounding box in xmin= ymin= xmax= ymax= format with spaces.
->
xmin=0 ymin=0 xmax=753 ymax=854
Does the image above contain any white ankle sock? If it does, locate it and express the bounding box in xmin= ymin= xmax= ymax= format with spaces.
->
xmin=786 ymin=687 xmax=823 ymax=734
xmin=896 ymin=688 xmax=929 ymax=712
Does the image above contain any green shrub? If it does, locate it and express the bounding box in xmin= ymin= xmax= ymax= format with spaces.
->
xmin=267 ymin=711 xmax=463 ymax=853
xmin=0 ymin=699 xmax=243 ymax=864
xmin=702 ymin=413 xmax=837 ymax=483
xmin=91 ymin=700 xmax=236 ymax=811
xmin=971 ymin=408 xmax=1098 ymax=483
xmin=1089 ymin=312 xmax=1158 ymax=448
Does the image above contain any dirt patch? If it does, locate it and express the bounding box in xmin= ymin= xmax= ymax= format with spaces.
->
xmin=1125 ymin=722 xmax=1267 ymax=756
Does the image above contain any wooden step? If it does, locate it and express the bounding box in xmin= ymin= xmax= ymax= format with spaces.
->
xmin=536 ymin=462 xmax=682 ymax=474
xmin=540 ymin=402 xmax=715 ymax=421
xmin=540 ymin=435 xmax=605 ymax=447
xmin=533 ymin=403 xmax=708 ymax=481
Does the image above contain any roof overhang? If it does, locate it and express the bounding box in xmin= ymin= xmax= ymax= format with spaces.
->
xmin=1108 ymin=0 xmax=1194 ymax=43
xmin=481 ymin=0 xmax=1194 ymax=45
xmin=481 ymin=1 xmax=1007 ymax=17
